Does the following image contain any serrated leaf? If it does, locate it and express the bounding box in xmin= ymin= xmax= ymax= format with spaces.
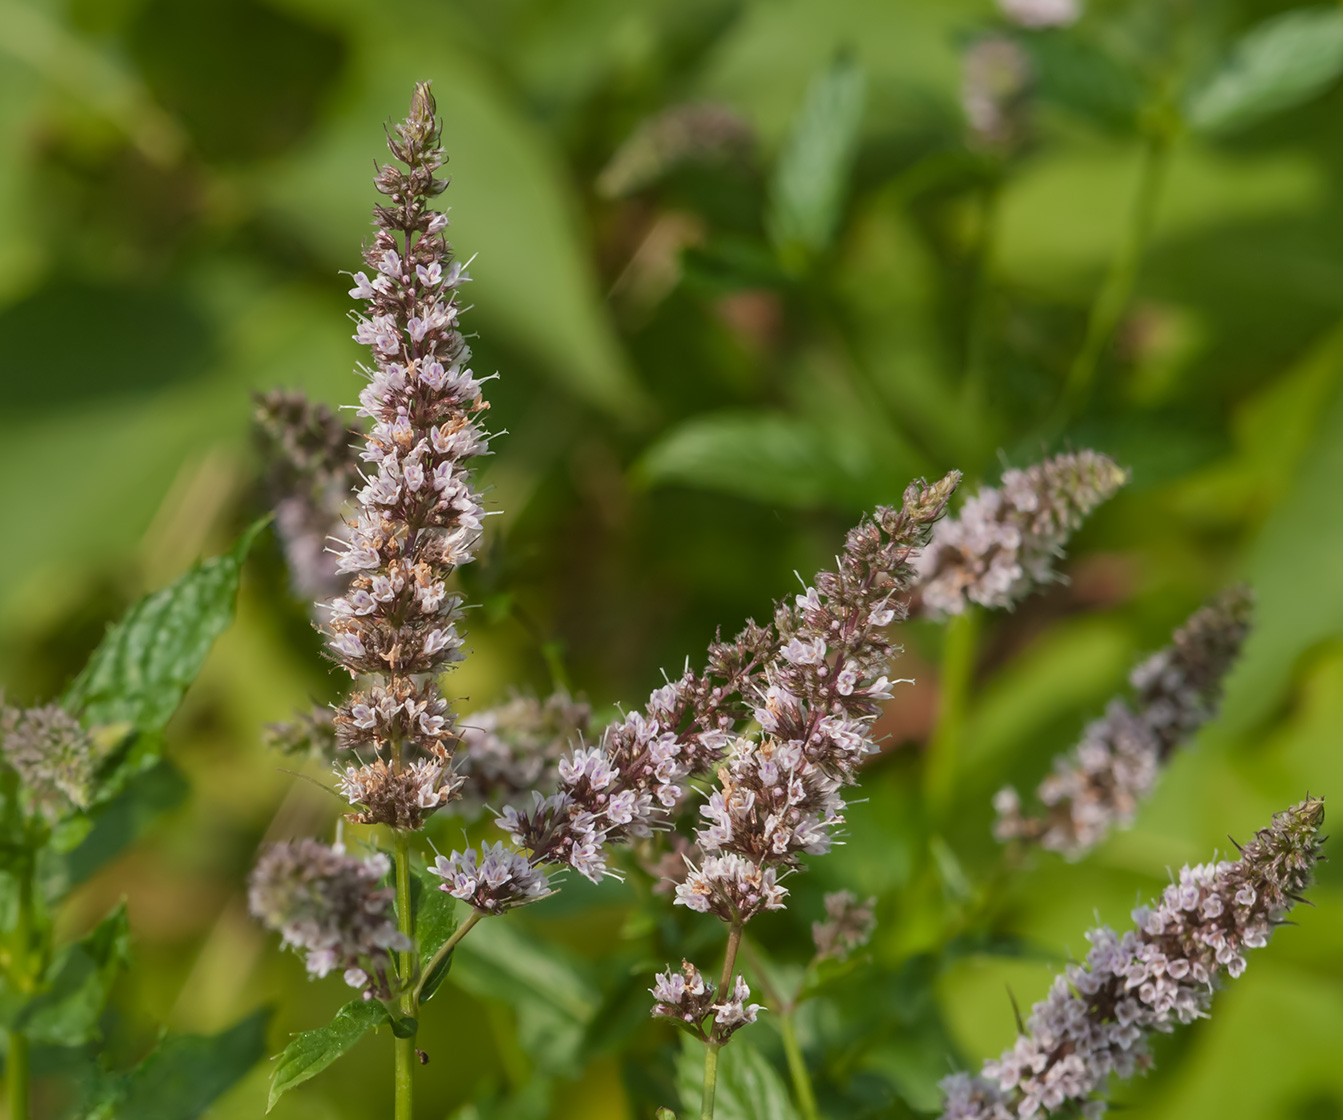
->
xmin=412 ymin=868 xmax=458 ymax=1002
xmin=63 ymin=518 xmax=267 ymax=737
xmin=675 ymin=1034 xmax=801 ymax=1120
xmin=267 ymin=998 xmax=389 ymax=1112
xmin=767 ymin=54 xmax=867 ymax=268
xmin=635 ymin=412 xmax=862 ymax=509
xmin=1023 ymin=30 xmax=1147 ymax=134
xmin=1186 ymin=7 xmax=1343 ymax=135
xmin=15 ymin=903 xmax=130 ymax=1046
xmin=98 ymin=1009 xmax=271 ymax=1120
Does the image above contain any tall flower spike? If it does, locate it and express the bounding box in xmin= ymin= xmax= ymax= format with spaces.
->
xmin=324 ymin=81 xmax=489 ymax=829
xmin=249 ymin=838 xmax=411 ymax=1000
xmin=254 ymin=390 xmax=362 ymax=603
xmin=995 ymin=586 xmax=1253 ymax=858
xmin=912 ymin=450 xmax=1127 ymax=617
xmin=677 ymin=473 xmax=960 ymax=923
xmin=939 ymin=796 xmax=1325 ymax=1120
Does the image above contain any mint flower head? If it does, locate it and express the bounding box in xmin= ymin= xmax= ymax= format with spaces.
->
xmin=912 ymin=451 xmax=1127 ymax=617
xmin=0 ymin=698 xmax=108 ymax=822
xmin=996 ymin=587 xmax=1253 ymax=857
xmin=249 ymin=838 xmax=411 ymax=1000
xmin=940 ymin=796 xmax=1326 ymax=1119
xmin=321 ymin=82 xmax=490 ymax=829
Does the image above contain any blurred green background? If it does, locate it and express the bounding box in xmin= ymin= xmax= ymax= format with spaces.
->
xmin=2 ymin=0 xmax=1342 ymax=1117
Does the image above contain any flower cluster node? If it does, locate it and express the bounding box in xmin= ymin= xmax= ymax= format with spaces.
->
xmin=429 ymin=841 xmax=551 ymax=913
xmin=995 ymin=587 xmax=1252 ymax=857
xmin=913 ymin=451 xmax=1127 ymax=617
xmin=248 ymin=838 xmax=410 ymax=1000
xmin=812 ymin=890 xmax=877 ymax=961
xmin=650 ymin=960 xmax=762 ymax=1043
xmin=940 ymin=797 xmax=1325 ymax=1119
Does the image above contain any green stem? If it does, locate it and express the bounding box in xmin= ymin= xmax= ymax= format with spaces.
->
xmin=1058 ymin=130 xmax=1171 ymax=420
xmin=411 ymin=909 xmax=484 ymax=1005
xmin=701 ymin=923 xmax=744 ymax=1120
xmin=8 ymin=864 xmax=32 ymax=1120
xmin=394 ymin=831 xmax=415 ymax=1120
xmin=924 ymin=608 xmax=980 ymax=817
xmin=780 ymin=1013 xmax=820 ymax=1120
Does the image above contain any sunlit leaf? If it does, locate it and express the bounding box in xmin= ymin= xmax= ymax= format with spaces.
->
xmin=1186 ymin=7 xmax=1343 ymax=135
xmin=675 ymin=1034 xmax=800 ymax=1120
xmin=63 ymin=518 xmax=267 ymax=739
xmin=767 ymin=54 xmax=867 ymax=268
xmin=267 ymin=999 xmax=389 ymax=1112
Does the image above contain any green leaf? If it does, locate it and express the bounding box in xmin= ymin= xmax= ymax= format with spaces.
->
xmin=97 ymin=1009 xmax=271 ymax=1120
xmin=1186 ymin=7 xmax=1343 ymax=135
xmin=675 ymin=1034 xmax=801 ymax=1120
xmin=63 ymin=518 xmax=268 ymax=737
xmin=412 ymin=868 xmax=458 ymax=1003
xmin=16 ymin=903 xmax=130 ymax=1046
xmin=767 ymin=54 xmax=867 ymax=268
xmin=1022 ymin=30 xmax=1147 ymax=134
xmin=635 ymin=412 xmax=863 ymax=509
xmin=267 ymin=998 xmax=390 ymax=1112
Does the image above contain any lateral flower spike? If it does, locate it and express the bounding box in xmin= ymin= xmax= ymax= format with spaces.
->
xmin=939 ymin=796 xmax=1326 ymax=1119
xmin=995 ymin=586 xmax=1254 ymax=858
xmin=912 ymin=450 xmax=1127 ymax=617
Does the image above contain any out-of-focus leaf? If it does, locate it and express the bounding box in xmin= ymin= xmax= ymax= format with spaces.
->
xmin=767 ymin=54 xmax=867 ymax=268
xmin=674 ymin=1034 xmax=800 ymax=1120
xmin=1186 ymin=7 xmax=1343 ymax=135
xmin=412 ymin=868 xmax=459 ymax=1003
xmin=635 ymin=412 xmax=862 ymax=508
xmin=452 ymin=920 xmax=596 ymax=1075
xmin=63 ymin=518 xmax=267 ymax=739
xmin=91 ymin=1009 xmax=271 ymax=1120
xmin=267 ymin=999 xmax=389 ymax=1112
xmin=1023 ymin=30 xmax=1147 ymax=134
xmin=15 ymin=903 xmax=130 ymax=1046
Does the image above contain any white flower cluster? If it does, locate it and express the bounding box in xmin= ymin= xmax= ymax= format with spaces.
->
xmin=649 ymin=959 xmax=762 ymax=1043
xmin=429 ymin=842 xmax=551 ymax=914
xmin=940 ymin=797 xmax=1325 ymax=1119
xmin=914 ymin=451 xmax=1127 ymax=617
xmin=675 ymin=851 xmax=790 ymax=920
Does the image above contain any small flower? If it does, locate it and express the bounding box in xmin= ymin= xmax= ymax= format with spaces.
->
xmin=711 ymin=974 xmax=763 ymax=1034
xmin=812 ymin=890 xmax=877 ymax=961
xmin=248 ymin=838 xmax=410 ymax=999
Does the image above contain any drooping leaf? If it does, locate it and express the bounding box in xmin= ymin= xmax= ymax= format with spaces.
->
xmin=15 ymin=903 xmax=130 ymax=1046
xmin=767 ymin=54 xmax=867 ymax=268
xmin=267 ymin=999 xmax=390 ymax=1112
xmin=674 ymin=1034 xmax=801 ymax=1120
xmin=1186 ymin=7 xmax=1343 ymax=135
xmin=1022 ymin=30 xmax=1147 ymax=134
xmin=635 ymin=412 xmax=863 ymax=509
xmin=63 ymin=518 xmax=268 ymax=738
xmin=90 ymin=1009 xmax=271 ymax=1120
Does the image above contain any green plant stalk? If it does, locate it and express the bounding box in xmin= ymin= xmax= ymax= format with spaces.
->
xmin=394 ymin=830 xmax=414 ymax=1120
xmin=7 ymin=863 xmax=33 ymax=1120
xmin=701 ymin=922 xmax=744 ymax=1120
xmin=924 ymin=608 xmax=980 ymax=816
xmin=779 ymin=1012 xmax=821 ymax=1120
xmin=1059 ymin=130 xmax=1171 ymax=417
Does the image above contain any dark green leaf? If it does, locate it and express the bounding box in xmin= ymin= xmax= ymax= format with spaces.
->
xmin=267 ymin=998 xmax=389 ymax=1112
xmin=1186 ymin=7 xmax=1343 ymax=134
xmin=390 ymin=1015 xmax=418 ymax=1038
xmin=64 ymin=518 xmax=268 ymax=737
xmin=675 ymin=1034 xmax=800 ymax=1120
xmin=412 ymin=868 xmax=458 ymax=1002
xmin=100 ymin=1009 xmax=271 ymax=1120
xmin=767 ymin=54 xmax=867 ymax=268
xmin=16 ymin=903 xmax=130 ymax=1046
xmin=1022 ymin=30 xmax=1147 ymax=134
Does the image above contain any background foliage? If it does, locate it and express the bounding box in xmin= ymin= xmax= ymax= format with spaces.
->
xmin=1 ymin=0 xmax=1341 ymax=1117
